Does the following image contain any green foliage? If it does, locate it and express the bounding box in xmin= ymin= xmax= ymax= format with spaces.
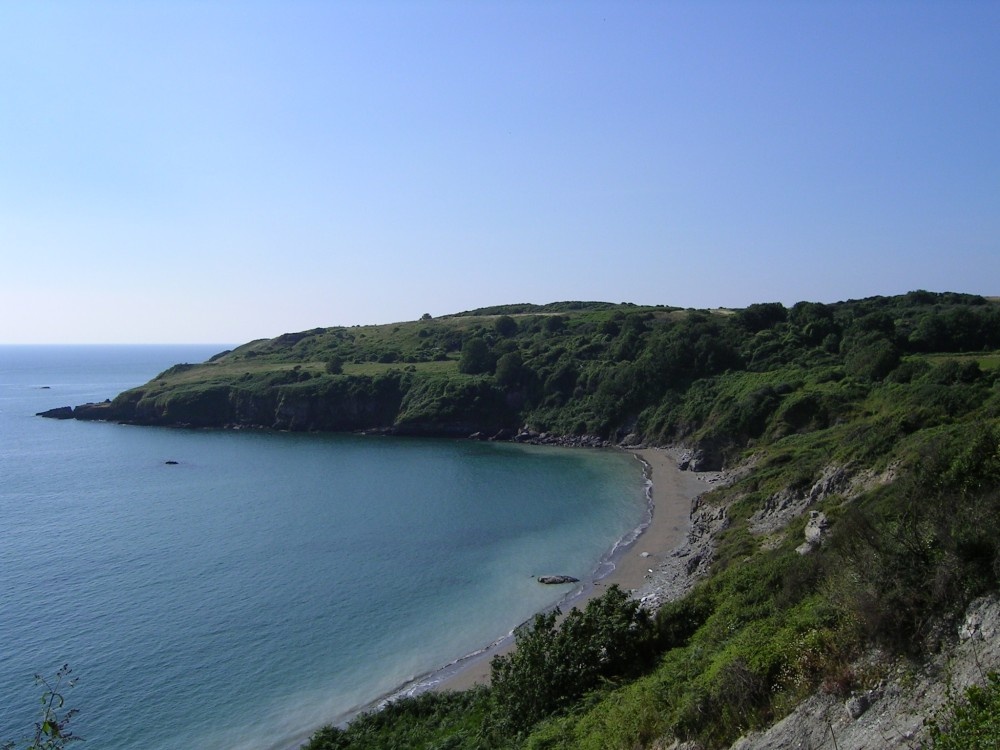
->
xmin=843 ymin=336 xmax=901 ymax=381
xmin=484 ymin=585 xmax=655 ymax=742
xmin=2 ymin=666 xmax=81 ymax=750
xmin=303 ymin=689 xmax=489 ymax=750
xmin=736 ymin=302 xmax=787 ymax=333
xmin=107 ymin=292 xmax=1000 ymax=449
xmin=395 ymin=375 xmax=514 ymax=434
xmin=325 ymin=355 xmax=344 ymax=375
xmin=828 ymin=423 xmax=1000 ymax=650
xmin=544 ymin=315 xmax=567 ymax=334
xmin=928 ymin=672 xmax=1000 ymax=749
xmin=494 ymin=352 xmax=525 ymax=389
xmin=459 ymin=338 xmax=495 ymax=375
xmin=493 ymin=315 xmax=518 ymax=337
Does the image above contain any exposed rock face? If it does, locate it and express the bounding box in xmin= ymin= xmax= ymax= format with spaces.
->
xmin=677 ymin=444 xmax=725 ymax=472
xmin=70 ymin=401 xmax=116 ymax=420
xmin=749 ymin=465 xmax=863 ymax=537
xmin=795 ymin=510 xmax=830 ymax=555
xmin=637 ymin=490 xmax=731 ymax=611
xmin=726 ymin=595 xmax=1000 ymax=750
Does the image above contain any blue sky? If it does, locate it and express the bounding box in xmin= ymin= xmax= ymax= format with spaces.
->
xmin=2 ymin=1 xmax=998 ymax=344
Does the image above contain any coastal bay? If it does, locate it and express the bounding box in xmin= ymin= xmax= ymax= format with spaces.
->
xmin=0 ymin=346 xmax=648 ymax=750
xmin=432 ymin=447 xmax=710 ymax=692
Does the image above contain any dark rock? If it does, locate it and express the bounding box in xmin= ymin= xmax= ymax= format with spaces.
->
xmin=37 ymin=406 xmax=74 ymax=419
xmin=537 ymin=575 xmax=579 ymax=585
xmin=72 ymin=401 xmax=116 ymax=421
xmin=845 ymin=692 xmax=871 ymax=719
xmin=689 ymin=445 xmax=724 ymax=472
xmin=165 ymin=460 xmax=179 ymax=465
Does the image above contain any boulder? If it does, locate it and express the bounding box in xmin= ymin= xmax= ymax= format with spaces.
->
xmin=537 ymin=575 xmax=579 ymax=585
xmin=796 ymin=511 xmax=830 ymax=555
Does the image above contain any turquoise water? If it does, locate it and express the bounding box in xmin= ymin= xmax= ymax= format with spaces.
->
xmin=0 ymin=346 xmax=647 ymax=750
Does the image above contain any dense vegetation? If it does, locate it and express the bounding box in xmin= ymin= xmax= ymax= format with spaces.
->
xmin=50 ymin=291 xmax=1000 ymax=748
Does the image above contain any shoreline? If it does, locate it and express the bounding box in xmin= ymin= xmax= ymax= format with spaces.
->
xmin=284 ymin=445 xmax=719 ymax=749
xmin=422 ymin=445 xmax=711 ymax=693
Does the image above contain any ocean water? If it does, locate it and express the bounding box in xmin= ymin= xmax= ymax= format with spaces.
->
xmin=0 ymin=346 xmax=647 ymax=750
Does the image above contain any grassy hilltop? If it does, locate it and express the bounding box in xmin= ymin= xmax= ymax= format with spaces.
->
xmin=56 ymin=291 xmax=1000 ymax=748
xmin=81 ymin=293 xmax=999 ymax=455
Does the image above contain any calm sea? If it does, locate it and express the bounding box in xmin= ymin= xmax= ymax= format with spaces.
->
xmin=0 ymin=346 xmax=647 ymax=750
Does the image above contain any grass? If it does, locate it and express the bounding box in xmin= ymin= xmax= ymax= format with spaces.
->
xmin=923 ymin=351 xmax=1000 ymax=371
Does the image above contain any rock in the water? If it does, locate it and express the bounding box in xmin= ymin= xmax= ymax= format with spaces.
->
xmin=537 ymin=575 xmax=579 ymax=585
xmin=165 ymin=460 xmax=179 ymax=465
xmin=36 ymin=406 xmax=74 ymax=419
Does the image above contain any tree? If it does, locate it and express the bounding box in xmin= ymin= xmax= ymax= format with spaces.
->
xmin=484 ymin=585 xmax=654 ymax=740
xmin=458 ymin=337 xmax=494 ymax=375
xmin=494 ymin=352 xmax=524 ymax=388
xmin=736 ymin=302 xmax=787 ymax=332
xmin=544 ymin=315 xmax=566 ymax=334
xmin=493 ymin=315 xmax=518 ymax=337
xmin=325 ymin=355 xmax=344 ymax=375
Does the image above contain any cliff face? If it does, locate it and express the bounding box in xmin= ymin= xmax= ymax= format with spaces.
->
xmin=48 ymin=371 xmax=518 ymax=437
xmin=75 ymin=380 xmax=404 ymax=432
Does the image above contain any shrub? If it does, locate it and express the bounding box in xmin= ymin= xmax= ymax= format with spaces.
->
xmin=2 ymin=665 xmax=81 ymax=750
xmin=325 ymin=356 xmax=344 ymax=374
xmin=459 ymin=338 xmax=495 ymax=375
xmin=484 ymin=585 xmax=655 ymax=741
xmin=927 ymin=672 xmax=1000 ymax=749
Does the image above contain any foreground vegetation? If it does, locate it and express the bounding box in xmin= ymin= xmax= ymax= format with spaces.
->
xmin=46 ymin=291 xmax=1000 ymax=748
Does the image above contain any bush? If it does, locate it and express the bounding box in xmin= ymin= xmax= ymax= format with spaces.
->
xmin=303 ymin=689 xmax=489 ymax=750
xmin=325 ymin=356 xmax=344 ymax=375
xmin=484 ymin=585 xmax=655 ymax=741
xmin=927 ymin=672 xmax=1000 ymax=749
xmin=459 ymin=338 xmax=495 ymax=375
xmin=494 ymin=315 xmax=518 ymax=337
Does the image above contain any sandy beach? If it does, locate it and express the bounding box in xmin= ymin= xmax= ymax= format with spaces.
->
xmin=433 ymin=446 xmax=709 ymax=691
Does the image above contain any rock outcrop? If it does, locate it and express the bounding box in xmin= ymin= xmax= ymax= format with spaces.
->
xmin=725 ymin=595 xmax=1000 ymax=750
xmin=537 ymin=575 xmax=580 ymax=585
xmin=35 ymin=406 xmax=74 ymax=419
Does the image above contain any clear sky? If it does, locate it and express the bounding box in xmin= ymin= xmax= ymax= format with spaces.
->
xmin=2 ymin=1 xmax=998 ymax=344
